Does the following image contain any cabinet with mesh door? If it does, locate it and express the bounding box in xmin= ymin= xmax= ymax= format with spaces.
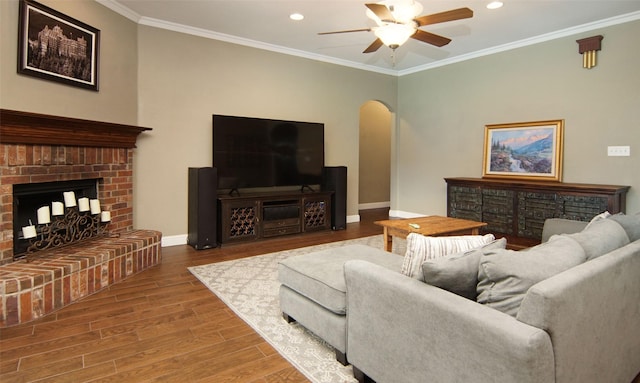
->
xmin=217 ymin=191 xmax=332 ymax=245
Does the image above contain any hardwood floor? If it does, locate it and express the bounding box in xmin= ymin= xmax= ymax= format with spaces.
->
xmin=0 ymin=209 xmax=389 ymax=383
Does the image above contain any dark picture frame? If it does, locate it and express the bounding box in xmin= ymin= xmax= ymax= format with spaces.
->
xmin=482 ymin=119 xmax=564 ymax=182
xmin=17 ymin=0 xmax=100 ymax=91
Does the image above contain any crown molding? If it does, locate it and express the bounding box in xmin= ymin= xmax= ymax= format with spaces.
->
xmin=137 ymin=16 xmax=398 ymax=76
xmin=398 ymin=10 xmax=640 ymax=76
xmin=96 ymin=1 xmax=640 ymax=77
xmin=95 ymin=0 xmax=141 ymax=22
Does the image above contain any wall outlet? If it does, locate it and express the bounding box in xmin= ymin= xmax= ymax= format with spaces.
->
xmin=607 ymin=146 xmax=630 ymax=156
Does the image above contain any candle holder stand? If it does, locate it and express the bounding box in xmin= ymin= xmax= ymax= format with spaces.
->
xmin=23 ymin=207 xmax=114 ymax=261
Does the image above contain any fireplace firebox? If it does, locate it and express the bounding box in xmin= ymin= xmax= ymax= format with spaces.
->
xmin=13 ymin=179 xmax=100 ymax=258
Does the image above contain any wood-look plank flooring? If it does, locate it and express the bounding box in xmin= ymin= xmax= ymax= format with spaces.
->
xmin=0 ymin=209 xmax=389 ymax=383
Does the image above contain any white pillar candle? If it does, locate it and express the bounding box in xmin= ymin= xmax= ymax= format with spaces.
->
xmin=52 ymin=201 xmax=64 ymax=216
xmin=78 ymin=197 xmax=90 ymax=212
xmin=89 ymin=199 xmax=101 ymax=215
xmin=63 ymin=191 xmax=76 ymax=207
xmin=100 ymin=211 xmax=111 ymax=222
xmin=22 ymin=225 xmax=37 ymax=239
xmin=37 ymin=206 xmax=51 ymax=224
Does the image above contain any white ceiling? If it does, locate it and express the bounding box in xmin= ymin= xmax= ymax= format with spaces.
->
xmin=98 ymin=0 xmax=640 ymax=75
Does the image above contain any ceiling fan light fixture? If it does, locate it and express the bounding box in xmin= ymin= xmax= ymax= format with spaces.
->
xmin=366 ymin=0 xmax=423 ymax=24
xmin=487 ymin=1 xmax=503 ymax=10
xmin=374 ymin=23 xmax=415 ymax=49
xmin=391 ymin=0 xmax=423 ymax=23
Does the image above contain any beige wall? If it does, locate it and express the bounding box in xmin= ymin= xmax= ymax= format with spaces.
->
xmin=134 ymin=26 xmax=397 ymax=236
xmin=359 ymin=101 xmax=391 ymax=206
xmin=0 ymin=0 xmax=397 ymax=239
xmin=0 ymin=0 xmax=138 ymax=124
xmin=395 ymin=20 xmax=640 ymax=217
xmin=3 ymin=0 xmax=637 ymax=240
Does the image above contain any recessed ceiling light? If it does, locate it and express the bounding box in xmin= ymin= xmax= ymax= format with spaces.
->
xmin=487 ymin=1 xmax=503 ymax=9
xmin=290 ymin=13 xmax=304 ymax=21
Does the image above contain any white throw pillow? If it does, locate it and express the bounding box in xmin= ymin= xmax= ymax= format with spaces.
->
xmin=401 ymin=233 xmax=495 ymax=280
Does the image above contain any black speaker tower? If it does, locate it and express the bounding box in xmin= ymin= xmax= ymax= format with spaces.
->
xmin=188 ymin=167 xmax=217 ymax=249
xmin=322 ymin=166 xmax=347 ymax=230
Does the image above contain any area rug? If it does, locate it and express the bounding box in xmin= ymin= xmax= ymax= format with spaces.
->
xmin=188 ymin=235 xmax=406 ymax=383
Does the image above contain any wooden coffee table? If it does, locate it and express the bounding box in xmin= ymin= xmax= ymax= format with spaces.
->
xmin=374 ymin=215 xmax=488 ymax=252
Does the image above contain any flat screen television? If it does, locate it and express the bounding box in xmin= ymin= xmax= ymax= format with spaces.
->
xmin=213 ymin=115 xmax=325 ymax=190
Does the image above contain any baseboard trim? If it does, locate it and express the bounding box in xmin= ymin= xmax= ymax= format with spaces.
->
xmin=162 ymin=234 xmax=187 ymax=247
xmin=347 ymin=214 xmax=360 ymax=223
xmin=358 ymin=201 xmax=390 ymax=210
xmin=160 ymin=216 xmax=363 ymax=247
xmin=388 ymin=210 xmax=426 ymax=219
xmin=163 ymin=211 xmax=428 ymax=247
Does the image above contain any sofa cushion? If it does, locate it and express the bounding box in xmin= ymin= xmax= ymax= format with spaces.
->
xmin=584 ymin=210 xmax=611 ymax=229
xmin=608 ymin=213 xmax=640 ymax=241
xmin=565 ymin=218 xmax=629 ymax=260
xmin=422 ymin=238 xmax=507 ymax=300
xmin=278 ymin=244 xmax=403 ymax=315
xmin=477 ymin=235 xmax=587 ymax=317
xmin=401 ymin=233 xmax=495 ymax=280
xmin=541 ymin=218 xmax=588 ymax=243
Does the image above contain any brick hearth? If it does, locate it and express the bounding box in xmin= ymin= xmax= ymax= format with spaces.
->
xmin=0 ymin=230 xmax=161 ymax=327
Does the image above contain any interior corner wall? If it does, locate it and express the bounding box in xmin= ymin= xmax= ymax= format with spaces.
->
xmin=359 ymin=101 xmax=391 ymax=205
xmin=134 ymin=26 xmax=398 ymax=237
xmin=396 ymin=20 xmax=640 ymax=217
xmin=0 ymin=0 xmax=138 ymax=124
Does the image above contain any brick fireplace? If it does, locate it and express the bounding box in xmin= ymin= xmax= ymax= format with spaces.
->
xmin=0 ymin=109 xmax=160 ymax=327
xmin=0 ymin=109 xmax=152 ymax=264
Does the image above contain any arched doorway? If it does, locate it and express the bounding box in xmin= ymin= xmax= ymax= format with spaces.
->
xmin=359 ymin=101 xmax=392 ymax=214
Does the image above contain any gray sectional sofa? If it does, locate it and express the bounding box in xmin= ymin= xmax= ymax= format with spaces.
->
xmin=344 ymin=214 xmax=640 ymax=383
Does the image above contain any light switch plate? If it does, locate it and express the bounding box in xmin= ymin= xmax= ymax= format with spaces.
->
xmin=607 ymin=146 xmax=630 ymax=156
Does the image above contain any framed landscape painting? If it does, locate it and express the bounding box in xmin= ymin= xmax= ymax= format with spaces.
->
xmin=17 ymin=0 xmax=100 ymax=91
xmin=482 ymin=120 xmax=564 ymax=181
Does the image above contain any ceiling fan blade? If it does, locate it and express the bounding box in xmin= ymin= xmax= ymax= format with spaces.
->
xmin=365 ymin=3 xmax=395 ymax=22
xmin=363 ymin=38 xmax=384 ymax=53
xmin=414 ymin=7 xmax=473 ymax=27
xmin=318 ymin=28 xmax=372 ymax=35
xmin=411 ymin=29 xmax=451 ymax=47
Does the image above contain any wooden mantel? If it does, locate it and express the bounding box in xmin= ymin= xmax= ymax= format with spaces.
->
xmin=0 ymin=109 xmax=151 ymax=148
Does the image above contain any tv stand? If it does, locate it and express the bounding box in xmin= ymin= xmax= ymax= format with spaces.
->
xmin=300 ymin=184 xmax=315 ymax=193
xmin=217 ymin=190 xmax=332 ymax=244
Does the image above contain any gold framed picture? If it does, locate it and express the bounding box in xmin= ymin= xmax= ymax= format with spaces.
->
xmin=482 ymin=120 xmax=564 ymax=181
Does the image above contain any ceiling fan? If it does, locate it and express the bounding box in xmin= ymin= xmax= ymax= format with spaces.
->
xmin=319 ymin=1 xmax=473 ymax=53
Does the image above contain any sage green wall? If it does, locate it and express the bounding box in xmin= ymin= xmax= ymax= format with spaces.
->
xmin=395 ymin=20 xmax=640 ymax=217
xmin=134 ymin=26 xmax=398 ymax=237
xmin=0 ymin=0 xmax=138 ymax=124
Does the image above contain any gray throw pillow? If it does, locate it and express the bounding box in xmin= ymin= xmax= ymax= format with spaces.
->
xmin=608 ymin=213 xmax=640 ymax=242
xmin=477 ymin=235 xmax=586 ymax=317
xmin=422 ymin=238 xmax=507 ymax=300
xmin=565 ymin=218 xmax=629 ymax=260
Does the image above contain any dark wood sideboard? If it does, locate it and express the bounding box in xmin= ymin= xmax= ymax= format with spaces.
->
xmin=445 ymin=177 xmax=630 ymax=248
